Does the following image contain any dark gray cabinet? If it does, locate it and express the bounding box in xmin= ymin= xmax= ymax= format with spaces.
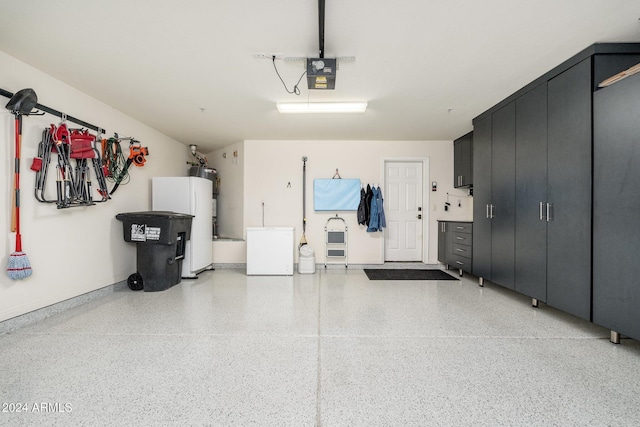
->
xmin=471 ymin=43 xmax=640 ymax=332
xmin=472 ymin=103 xmax=515 ymax=289
xmin=471 ymin=116 xmax=492 ymax=282
xmin=593 ymin=71 xmax=640 ymax=342
xmin=437 ymin=221 xmax=448 ymax=264
xmin=514 ymin=82 xmax=548 ymax=303
xmin=454 ymin=132 xmax=473 ymax=188
xmin=512 ymin=67 xmax=592 ymax=318
xmin=546 ymin=59 xmax=593 ymax=321
xmin=438 ymin=221 xmax=472 ymax=275
xmin=490 ymin=102 xmax=516 ymax=290
xmin=473 ymin=59 xmax=595 ymax=316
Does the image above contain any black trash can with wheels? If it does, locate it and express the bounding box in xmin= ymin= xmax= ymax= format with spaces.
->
xmin=116 ymin=211 xmax=194 ymax=292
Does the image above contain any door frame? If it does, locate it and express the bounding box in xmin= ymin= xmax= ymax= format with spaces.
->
xmin=381 ymin=157 xmax=430 ymax=263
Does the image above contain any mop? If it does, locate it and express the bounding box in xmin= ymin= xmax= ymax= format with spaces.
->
xmin=6 ymin=89 xmax=37 ymax=280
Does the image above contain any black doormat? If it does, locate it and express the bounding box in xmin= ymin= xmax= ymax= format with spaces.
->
xmin=364 ymin=269 xmax=459 ymax=281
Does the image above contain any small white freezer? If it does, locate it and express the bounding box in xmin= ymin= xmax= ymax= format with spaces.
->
xmin=246 ymin=227 xmax=294 ymax=275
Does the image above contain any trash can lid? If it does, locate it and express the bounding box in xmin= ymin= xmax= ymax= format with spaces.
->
xmin=299 ymin=245 xmax=314 ymax=257
xmin=116 ymin=211 xmax=195 ymax=220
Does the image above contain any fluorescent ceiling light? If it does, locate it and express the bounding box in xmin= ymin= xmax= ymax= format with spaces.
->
xmin=277 ymin=102 xmax=367 ymax=114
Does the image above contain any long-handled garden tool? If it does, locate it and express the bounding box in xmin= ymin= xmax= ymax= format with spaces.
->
xmin=299 ymin=156 xmax=308 ymax=249
xmin=6 ymin=88 xmax=37 ymax=280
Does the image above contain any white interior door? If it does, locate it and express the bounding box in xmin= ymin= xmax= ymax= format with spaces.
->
xmin=384 ymin=161 xmax=423 ymax=261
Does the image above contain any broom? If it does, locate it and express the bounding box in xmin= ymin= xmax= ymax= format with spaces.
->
xmin=7 ymin=113 xmax=32 ymax=280
xmin=299 ymin=156 xmax=308 ymax=249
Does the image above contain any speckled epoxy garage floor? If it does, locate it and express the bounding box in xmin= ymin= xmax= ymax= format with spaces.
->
xmin=1 ymin=268 xmax=640 ymax=426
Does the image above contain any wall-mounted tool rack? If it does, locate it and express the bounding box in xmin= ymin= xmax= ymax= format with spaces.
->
xmin=1 ymin=88 xmax=105 ymax=134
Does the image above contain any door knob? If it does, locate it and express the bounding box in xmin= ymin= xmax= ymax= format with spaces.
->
xmin=417 ymin=214 xmax=422 ymax=219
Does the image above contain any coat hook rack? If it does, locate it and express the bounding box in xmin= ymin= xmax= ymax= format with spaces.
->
xmin=332 ymin=168 xmax=341 ymax=179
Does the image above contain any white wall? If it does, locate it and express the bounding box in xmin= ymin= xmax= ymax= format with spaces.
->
xmin=0 ymin=50 xmax=191 ymax=322
xmin=208 ymin=141 xmax=244 ymax=239
xmin=214 ymin=139 xmax=471 ymax=265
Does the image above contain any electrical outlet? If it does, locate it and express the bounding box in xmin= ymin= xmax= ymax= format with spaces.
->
xmin=252 ymin=53 xmax=291 ymax=61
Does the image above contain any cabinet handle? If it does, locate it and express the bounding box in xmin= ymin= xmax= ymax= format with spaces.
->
xmin=456 ymin=248 xmax=464 ymax=252
xmin=456 ymin=237 xmax=464 ymax=240
xmin=490 ymin=204 xmax=495 ymax=219
xmin=486 ymin=204 xmax=489 ymax=219
xmin=539 ymin=202 xmax=544 ymax=221
xmin=546 ymin=203 xmax=553 ymax=222
xmin=456 ymin=226 xmax=464 ymax=229
xmin=456 ymin=261 xmax=464 ymax=265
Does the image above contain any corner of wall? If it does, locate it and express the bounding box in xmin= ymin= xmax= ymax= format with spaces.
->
xmin=208 ymin=141 xmax=245 ymax=239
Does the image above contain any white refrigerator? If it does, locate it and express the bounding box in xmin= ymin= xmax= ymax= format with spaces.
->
xmin=152 ymin=176 xmax=213 ymax=278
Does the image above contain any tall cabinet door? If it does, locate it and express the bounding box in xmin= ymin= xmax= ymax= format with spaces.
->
xmin=490 ymin=102 xmax=516 ymax=290
xmin=437 ymin=221 xmax=447 ymax=264
xmin=454 ymin=132 xmax=473 ymax=187
xmin=461 ymin=134 xmax=472 ymax=186
xmin=515 ymin=83 xmax=548 ymax=301
xmin=472 ymin=116 xmax=492 ymax=280
xmin=454 ymin=139 xmax=463 ymax=187
xmin=546 ymin=58 xmax=592 ymax=320
xmin=593 ymin=72 xmax=640 ymax=339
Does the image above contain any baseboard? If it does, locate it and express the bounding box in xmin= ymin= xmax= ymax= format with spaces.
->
xmin=212 ymin=263 xmax=441 ymax=271
xmin=0 ymin=280 xmax=127 ymax=335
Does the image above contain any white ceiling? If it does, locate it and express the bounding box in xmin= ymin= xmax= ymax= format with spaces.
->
xmin=1 ymin=0 xmax=639 ymax=152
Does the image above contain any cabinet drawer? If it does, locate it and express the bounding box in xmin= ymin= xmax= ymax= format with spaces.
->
xmin=452 ymin=232 xmax=472 ymax=246
xmin=451 ymin=222 xmax=472 ymax=234
xmin=449 ymin=254 xmax=472 ymax=272
xmin=452 ymin=243 xmax=472 ymax=258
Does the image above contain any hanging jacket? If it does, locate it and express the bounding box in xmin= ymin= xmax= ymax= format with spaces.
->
xmin=377 ymin=187 xmax=386 ymax=231
xmin=364 ymin=184 xmax=373 ymax=226
xmin=357 ymin=187 xmax=367 ymax=225
xmin=367 ymin=186 xmax=380 ymax=232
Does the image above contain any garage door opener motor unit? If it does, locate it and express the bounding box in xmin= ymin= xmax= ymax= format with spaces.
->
xmin=307 ymin=58 xmax=336 ymax=90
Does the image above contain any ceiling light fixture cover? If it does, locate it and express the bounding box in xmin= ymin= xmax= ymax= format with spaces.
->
xmin=277 ymin=102 xmax=368 ymax=114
